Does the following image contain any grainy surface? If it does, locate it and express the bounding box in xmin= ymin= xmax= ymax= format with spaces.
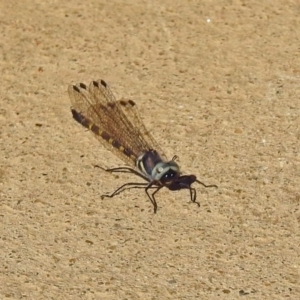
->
xmin=1 ymin=0 xmax=299 ymax=299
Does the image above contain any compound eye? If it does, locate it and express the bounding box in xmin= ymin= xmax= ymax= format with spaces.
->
xmin=161 ymin=170 xmax=178 ymax=184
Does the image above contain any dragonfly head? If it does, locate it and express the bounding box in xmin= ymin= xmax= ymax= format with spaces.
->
xmin=152 ymin=161 xmax=181 ymax=186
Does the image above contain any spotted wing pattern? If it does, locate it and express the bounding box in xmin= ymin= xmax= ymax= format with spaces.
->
xmin=68 ymin=79 xmax=167 ymax=165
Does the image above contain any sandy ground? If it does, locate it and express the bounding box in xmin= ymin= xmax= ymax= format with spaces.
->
xmin=1 ymin=0 xmax=299 ymax=299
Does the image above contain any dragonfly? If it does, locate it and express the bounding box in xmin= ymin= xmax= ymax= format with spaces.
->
xmin=68 ymin=79 xmax=217 ymax=213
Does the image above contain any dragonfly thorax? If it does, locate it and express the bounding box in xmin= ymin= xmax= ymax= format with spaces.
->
xmin=136 ymin=150 xmax=180 ymax=184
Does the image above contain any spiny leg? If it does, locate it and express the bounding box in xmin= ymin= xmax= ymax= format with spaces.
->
xmin=101 ymin=182 xmax=149 ymax=199
xmin=145 ymin=183 xmax=163 ymax=214
xmin=95 ymin=165 xmax=149 ymax=181
xmin=196 ymin=179 xmax=218 ymax=189
xmin=189 ymin=187 xmax=200 ymax=207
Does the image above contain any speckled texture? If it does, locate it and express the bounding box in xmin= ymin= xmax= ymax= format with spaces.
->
xmin=0 ymin=0 xmax=299 ymax=299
